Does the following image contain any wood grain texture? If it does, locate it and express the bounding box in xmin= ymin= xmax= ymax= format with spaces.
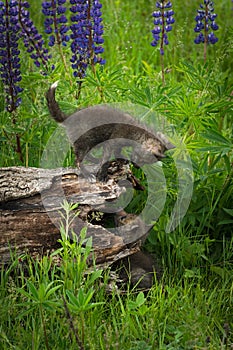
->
xmin=0 ymin=166 xmax=142 ymax=265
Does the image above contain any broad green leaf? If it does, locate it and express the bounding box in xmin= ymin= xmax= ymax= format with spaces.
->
xmin=222 ymin=208 xmax=233 ymax=217
xmin=136 ymin=292 xmax=146 ymax=307
xmin=66 ymin=290 xmax=80 ymax=308
xmin=217 ymin=220 xmax=233 ymax=225
xmin=201 ymin=129 xmax=232 ymax=145
xmin=210 ymin=266 xmax=230 ymax=279
xmin=26 ymin=280 xmax=39 ymax=300
xmin=45 ymin=285 xmax=62 ymax=298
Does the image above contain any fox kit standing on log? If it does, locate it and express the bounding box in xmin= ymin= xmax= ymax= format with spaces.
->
xmin=45 ymin=82 xmax=174 ymax=169
xmin=46 ymin=83 xmax=169 ymax=289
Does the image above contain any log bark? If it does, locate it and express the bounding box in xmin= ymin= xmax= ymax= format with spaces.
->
xmin=0 ymin=166 xmax=143 ymax=265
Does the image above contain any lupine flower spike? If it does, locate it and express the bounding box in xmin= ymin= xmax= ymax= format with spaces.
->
xmin=194 ymin=0 xmax=219 ymax=61
xmin=70 ymin=0 xmax=105 ymax=98
xmin=42 ymin=0 xmax=70 ymax=77
xmin=151 ymin=1 xmax=175 ymax=85
xmin=42 ymin=0 xmax=70 ymax=47
xmin=0 ymin=0 xmax=51 ymax=113
xmin=0 ymin=0 xmax=51 ymax=162
xmin=0 ymin=0 xmax=23 ymax=112
xmin=18 ymin=0 xmax=51 ymax=71
xmin=0 ymin=0 xmax=24 ymax=161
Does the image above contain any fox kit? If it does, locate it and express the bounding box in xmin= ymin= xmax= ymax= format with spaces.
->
xmin=45 ymin=82 xmax=174 ymax=170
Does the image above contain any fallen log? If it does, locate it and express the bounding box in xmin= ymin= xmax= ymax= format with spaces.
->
xmin=0 ymin=164 xmax=145 ymax=266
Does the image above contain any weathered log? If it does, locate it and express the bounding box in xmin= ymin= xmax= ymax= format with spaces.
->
xmin=0 ymin=165 xmax=144 ymax=265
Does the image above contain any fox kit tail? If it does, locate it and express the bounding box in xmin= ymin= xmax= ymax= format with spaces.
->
xmin=45 ymin=81 xmax=67 ymax=123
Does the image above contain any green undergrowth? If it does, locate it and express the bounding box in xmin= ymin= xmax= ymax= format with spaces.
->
xmin=0 ymin=226 xmax=232 ymax=350
xmin=0 ymin=1 xmax=233 ymax=348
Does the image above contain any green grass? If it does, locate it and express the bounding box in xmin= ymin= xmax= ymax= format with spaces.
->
xmin=0 ymin=0 xmax=233 ymax=348
xmin=0 ymin=231 xmax=233 ymax=349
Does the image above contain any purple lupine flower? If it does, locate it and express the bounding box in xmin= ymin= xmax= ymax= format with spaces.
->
xmin=69 ymin=0 xmax=105 ymax=82
xmin=0 ymin=0 xmax=23 ymax=112
xmin=42 ymin=0 xmax=70 ymax=47
xmin=151 ymin=1 xmax=175 ymax=55
xmin=194 ymin=0 xmax=219 ymax=45
xmin=18 ymin=0 xmax=51 ymax=69
xmin=0 ymin=0 xmax=52 ymax=111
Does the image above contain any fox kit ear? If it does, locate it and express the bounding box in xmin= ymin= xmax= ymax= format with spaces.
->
xmin=46 ymin=81 xmax=67 ymax=123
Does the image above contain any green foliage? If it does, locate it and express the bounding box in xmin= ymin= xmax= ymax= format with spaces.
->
xmin=1 ymin=249 xmax=232 ymax=349
xmin=0 ymin=1 xmax=233 ymax=348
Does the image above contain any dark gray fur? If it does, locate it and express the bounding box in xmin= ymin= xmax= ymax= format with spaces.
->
xmin=46 ymin=82 xmax=174 ymax=168
xmin=112 ymin=251 xmax=161 ymax=289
